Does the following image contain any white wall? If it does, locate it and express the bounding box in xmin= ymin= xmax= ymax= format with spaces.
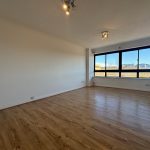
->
xmin=0 ymin=18 xmax=86 ymax=110
xmin=94 ymin=77 xmax=150 ymax=91
xmin=92 ymin=37 xmax=150 ymax=54
xmin=91 ymin=38 xmax=150 ymax=92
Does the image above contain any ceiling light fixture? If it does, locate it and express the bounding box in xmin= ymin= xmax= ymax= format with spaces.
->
xmin=66 ymin=7 xmax=71 ymax=16
xmin=101 ymin=31 xmax=109 ymax=40
xmin=66 ymin=10 xmax=70 ymax=16
xmin=63 ymin=3 xmax=68 ymax=10
xmin=62 ymin=0 xmax=76 ymax=16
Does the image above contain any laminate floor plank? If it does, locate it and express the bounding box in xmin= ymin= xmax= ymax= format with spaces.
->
xmin=0 ymin=86 xmax=150 ymax=150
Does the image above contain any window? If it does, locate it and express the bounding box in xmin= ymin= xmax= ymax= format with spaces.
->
xmin=94 ymin=46 xmax=150 ymax=78
xmin=121 ymin=72 xmax=137 ymax=78
xmin=139 ymin=72 xmax=150 ymax=78
xmin=95 ymin=55 xmax=105 ymax=70
xmin=107 ymin=72 xmax=119 ymax=77
xmin=95 ymin=72 xmax=105 ymax=77
xmin=106 ymin=53 xmax=119 ymax=70
xmin=139 ymin=48 xmax=150 ymax=69
xmin=122 ymin=50 xmax=138 ymax=70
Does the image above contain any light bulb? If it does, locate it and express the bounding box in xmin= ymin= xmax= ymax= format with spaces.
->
xmin=63 ymin=3 xmax=68 ymax=10
xmin=66 ymin=10 xmax=70 ymax=16
xmin=102 ymin=31 xmax=109 ymax=40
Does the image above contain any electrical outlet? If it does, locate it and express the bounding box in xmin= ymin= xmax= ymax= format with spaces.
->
xmin=145 ymin=84 xmax=150 ymax=87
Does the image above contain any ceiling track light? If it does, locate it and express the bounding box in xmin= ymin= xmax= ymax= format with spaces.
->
xmin=101 ymin=31 xmax=109 ymax=40
xmin=62 ymin=0 xmax=76 ymax=16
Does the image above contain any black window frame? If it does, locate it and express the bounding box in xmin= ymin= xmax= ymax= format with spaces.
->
xmin=94 ymin=45 xmax=150 ymax=78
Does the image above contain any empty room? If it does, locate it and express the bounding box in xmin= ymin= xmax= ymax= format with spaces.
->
xmin=0 ymin=0 xmax=150 ymax=150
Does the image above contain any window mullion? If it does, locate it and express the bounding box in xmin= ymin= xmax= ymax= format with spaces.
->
xmin=105 ymin=55 xmax=107 ymax=77
xmin=137 ymin=50 xmax=139 ymax=78
xmin=119 ymin=52 xmax=122 ymax=77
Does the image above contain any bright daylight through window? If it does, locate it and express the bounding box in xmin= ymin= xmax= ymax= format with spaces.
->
xmin=94 ymin=46 xmax=150 ymax=78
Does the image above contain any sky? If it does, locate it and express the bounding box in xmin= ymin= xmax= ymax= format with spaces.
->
xmin=96 ymin=48 xmax=150 ymax=66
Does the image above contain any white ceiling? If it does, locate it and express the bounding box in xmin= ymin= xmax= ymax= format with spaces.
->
xmin=0 ymin=0 xmax=150 ymax=48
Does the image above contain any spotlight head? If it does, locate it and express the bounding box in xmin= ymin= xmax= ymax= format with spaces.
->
xmin=63 ymin=3 xmax=68 ymax=10
xmin=66 ymin=10 xmax=70 ymax=16
xmin=62 ymin=0 xmax=76 ymax=15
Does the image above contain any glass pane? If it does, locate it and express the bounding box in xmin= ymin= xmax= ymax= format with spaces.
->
xmin=139 ymin=72 xmax=150 ymax=78
xmin=106 ymin=53 xmax=119 ymax=70
xmin=95 ymin=55 xmax=105 ymax=70
xmin=122 ymin=50 xmax=138 ymax=69
xmin=107 ymin=72 xmax=119 ymax=77
xmin=121 ymin=72 xmax=137 ymax=78
xmin=139 ymin=48 xmax=150 ymax=69
xmin=95 ymin=72 xmax=105 ymax=77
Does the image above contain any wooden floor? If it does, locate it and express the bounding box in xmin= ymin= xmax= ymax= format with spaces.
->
xmin=0 ymin=87 xmax=150 ymax=150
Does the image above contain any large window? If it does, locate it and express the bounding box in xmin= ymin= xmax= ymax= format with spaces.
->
xmin=94 ymin=46 xmax=150 ymax=78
